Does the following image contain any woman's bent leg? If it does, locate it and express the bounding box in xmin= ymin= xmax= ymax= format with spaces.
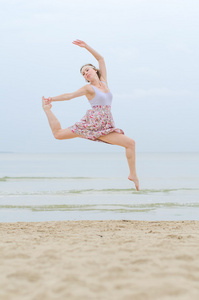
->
xmin=98 ymin=132 xmax=139 ymax=191
xmin=42 ymin=99 xmax=80 ymax=140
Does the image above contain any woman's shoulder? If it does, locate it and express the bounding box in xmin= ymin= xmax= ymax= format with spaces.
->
xmin=85 ymin=84 xmax=95 ymax=95
xmin=100 ymin=77 xmax=108 ymax=86
xmin=82 ymin=84 xmax=93 ymax=91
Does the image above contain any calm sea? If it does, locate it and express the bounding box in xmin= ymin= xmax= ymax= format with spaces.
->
xmin=0 ymin=152 xmax=199 ymax=222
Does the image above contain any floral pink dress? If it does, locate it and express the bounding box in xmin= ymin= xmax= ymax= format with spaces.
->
xmin=69 ymin=81 xmax=124 ymax=143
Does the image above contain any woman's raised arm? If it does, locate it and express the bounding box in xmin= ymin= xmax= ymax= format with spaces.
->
xmin=72 ymin=39 xmax=107 ymax=82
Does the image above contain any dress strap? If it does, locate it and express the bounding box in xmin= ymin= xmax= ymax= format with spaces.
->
xmin=101 ymin=80 xmax=107 ymax=86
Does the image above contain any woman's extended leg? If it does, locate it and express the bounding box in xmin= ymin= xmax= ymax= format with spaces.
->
xmin=98 ymin=132 xmax=139 ymax=191
xmin=42 ymin=98 xmax=79 ymax=140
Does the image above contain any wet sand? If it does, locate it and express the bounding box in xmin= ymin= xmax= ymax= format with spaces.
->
xmin=1 ymin=220 xmax=199 ymax=300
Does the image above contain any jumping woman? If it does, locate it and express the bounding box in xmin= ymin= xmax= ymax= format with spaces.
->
xmin=42 ymin=40 xmax=139 ymax=191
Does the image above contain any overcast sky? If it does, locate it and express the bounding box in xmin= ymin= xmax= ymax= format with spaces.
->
xmin=1 ymin=0 xmax=199 ymax=153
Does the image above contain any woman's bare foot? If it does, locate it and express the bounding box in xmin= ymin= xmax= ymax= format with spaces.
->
xmin=128 ymin=175 xmax=139 ymax=191
xmin=42 ymin=96 xmax=52 ymax=110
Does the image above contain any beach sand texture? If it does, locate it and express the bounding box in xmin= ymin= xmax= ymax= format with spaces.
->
xmin=1 ymin=220 xmax=199 ymax=300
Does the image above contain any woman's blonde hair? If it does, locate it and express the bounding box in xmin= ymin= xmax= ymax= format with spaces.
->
xmin=80 ymin=64 xmax=101 ymax=82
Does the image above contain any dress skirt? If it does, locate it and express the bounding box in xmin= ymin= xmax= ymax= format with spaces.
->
xmin=69 ymin=105 xmax=124 ymax=143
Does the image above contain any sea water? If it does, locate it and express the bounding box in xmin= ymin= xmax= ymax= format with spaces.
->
xmin=0 ymin=152 xmax=199 ymax=222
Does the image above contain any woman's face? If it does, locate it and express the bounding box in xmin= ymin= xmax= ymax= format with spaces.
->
xmin=81 ymin=66 xmax=97 ymax=82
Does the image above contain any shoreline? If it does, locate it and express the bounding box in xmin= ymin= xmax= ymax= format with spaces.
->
xmin=1 ymin=220 xmax=199 ymax=299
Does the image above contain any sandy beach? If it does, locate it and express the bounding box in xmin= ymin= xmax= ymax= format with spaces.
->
xmin=1 ymin=220 xmax=199 ymax=300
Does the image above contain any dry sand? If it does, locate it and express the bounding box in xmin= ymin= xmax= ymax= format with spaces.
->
xmin=0 ymin=220 xmax=199 ymax=300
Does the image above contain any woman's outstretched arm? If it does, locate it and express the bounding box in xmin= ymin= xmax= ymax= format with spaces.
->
xmin=72 ymin=39 xmax=107 ymax=82
xmin=43 ymin=85 xmax=90 ymax=103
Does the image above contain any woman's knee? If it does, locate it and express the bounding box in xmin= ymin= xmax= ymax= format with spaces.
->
xmin=53 ymin=131 xmax=62 ymax=140
xmin=53 ymin=128 xmax=79 ymax=140
xmin=127 ymin=138 xmax=135 ymax=149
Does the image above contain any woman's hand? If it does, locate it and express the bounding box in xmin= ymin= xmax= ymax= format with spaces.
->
xmin=42 ymin=96 xmax=52 ymax=104
xmin=72 ymin=39 xmax=87 ymax=48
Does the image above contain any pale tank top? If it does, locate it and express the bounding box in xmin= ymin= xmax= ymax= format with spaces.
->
xmin=89 ymin=81 xmax=113 ymax=108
